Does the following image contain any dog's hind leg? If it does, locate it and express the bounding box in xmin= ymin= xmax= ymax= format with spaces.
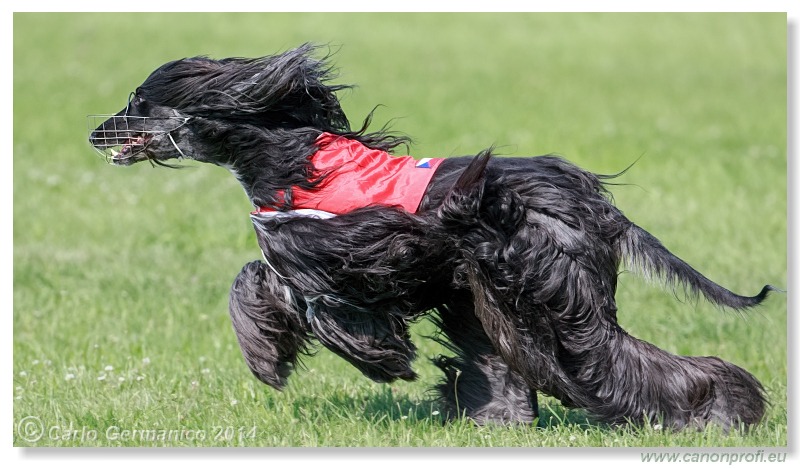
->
xmin=229 ymin=260 xmax=312 ymax=389
xmin=432 ymin=297 xmax=539 ymax=425
xmin=442 ymin=154 xmax=769 ymax=428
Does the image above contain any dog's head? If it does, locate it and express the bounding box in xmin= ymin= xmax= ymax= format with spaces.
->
xmin=88 ymin=44 xmax=350 ymax=167
xmin=87 ymin=91 xmax=194 ymax=167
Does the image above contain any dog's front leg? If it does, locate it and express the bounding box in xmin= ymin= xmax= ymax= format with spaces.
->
xmin=229 ymin=260 xmax=312 ymax=389
xmin=305 ymin=298 xmax=418 ymax=383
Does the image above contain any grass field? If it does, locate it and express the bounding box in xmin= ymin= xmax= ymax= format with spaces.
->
xmin=13 ymin=13 xmax=787 ymax=448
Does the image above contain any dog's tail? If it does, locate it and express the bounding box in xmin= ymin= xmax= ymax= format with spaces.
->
xmin=619 ymin=224 xmax=777 ymax=310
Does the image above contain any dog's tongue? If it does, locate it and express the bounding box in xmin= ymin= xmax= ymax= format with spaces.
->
xmin=110 ymin=135 xmax=146 ymax=160
xmin=126 ymin=135 xmax=146 ymax=150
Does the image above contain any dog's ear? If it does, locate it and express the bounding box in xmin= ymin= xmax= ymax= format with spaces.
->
xmin=134 ymin=44 xmax=351 ymax=132
xmin=229 ymin=261 xmax=311 ymax=389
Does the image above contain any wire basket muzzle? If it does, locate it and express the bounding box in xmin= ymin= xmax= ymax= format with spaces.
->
xmin=86 ymin=115 xmax=190 ymax=163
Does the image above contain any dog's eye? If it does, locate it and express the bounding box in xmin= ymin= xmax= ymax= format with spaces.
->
xmin=132 ymin=95 xmax=145 ymax=107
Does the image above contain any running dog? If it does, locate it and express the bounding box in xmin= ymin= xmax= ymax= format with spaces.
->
xmin=88 ymin=44 xmax=775 ymax=429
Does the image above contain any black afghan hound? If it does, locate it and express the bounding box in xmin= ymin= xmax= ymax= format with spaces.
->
xmin=88 ymin=44 xmax=775 ymax=430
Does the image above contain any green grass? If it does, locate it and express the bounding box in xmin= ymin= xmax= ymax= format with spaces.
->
xmin=13 ymin=13 xmax=787 ymax=447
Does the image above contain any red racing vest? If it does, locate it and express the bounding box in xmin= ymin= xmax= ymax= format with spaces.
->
xmin=253 ymin=132 xmax=444 ymax=216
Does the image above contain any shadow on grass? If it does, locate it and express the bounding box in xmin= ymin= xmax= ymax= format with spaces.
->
xmin=290 ymin=387 xmax=441 ymax=425
xmin=536 ymin=400 xmax=597 ymax=429
xmin=291 ymin=387 xmax=599 ymax=430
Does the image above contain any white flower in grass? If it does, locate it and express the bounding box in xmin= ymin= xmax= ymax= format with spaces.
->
xmin=201 ymin=368 xmax=210 ymax=374
xmin=32 ymin=360 xmax=40 ymax=365
xmin=118 ymin=377 xmax=125 ymax=383
xmin=19 ymin=371 xmax=27 ymax=377
xmin=65 ymin=373 xmax=76 ymax=381
xmin=653 ymin=424 xmax=663 ymax=431
xmin=401 ymin=415 xmax=408 ymax=420
xmin=230 ymin=399 xmax=238 ymax=406
xmin=97 ymin=374 xmax=107 ymax=381
xmin=136 ymin=375 xmax=145 ymax=381
xmin=142 ymin=357 xmax=150 ymax=365
xmin=569 ymin=435 xmax=577 ymax=442
xmin=431 ymin=410 xmax=440 ymax=416
xmin=199 ymin=356 xmax=207 ymax=363
xmin=104 ymin=365 xmax=114 ymax=372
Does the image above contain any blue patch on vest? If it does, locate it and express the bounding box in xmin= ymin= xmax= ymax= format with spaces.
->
xmin=415 ymin=158 xmax=433 ymax=168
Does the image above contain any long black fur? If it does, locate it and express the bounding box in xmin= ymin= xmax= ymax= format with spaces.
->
xmin=90 ymin=44 xmax=774 ymax=430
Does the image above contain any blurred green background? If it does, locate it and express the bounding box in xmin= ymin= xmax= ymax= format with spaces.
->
xmin=13 ymin=13 xmax=786 ymax=447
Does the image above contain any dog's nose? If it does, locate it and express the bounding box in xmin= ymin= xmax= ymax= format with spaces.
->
xmin=88 ymin=115 xmax=120 ymax=148
xmin=88 ymin=116 xmax=107 ymax=147
xmin=89 ymin=130 xmax=101 ymax=147
xmin=89 ymin=129 xmax=113 ymax=148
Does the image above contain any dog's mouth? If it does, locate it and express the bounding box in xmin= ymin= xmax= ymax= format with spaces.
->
xmin=87 ymin=115 xmax=190 ymax=166
xmin=104 ymin=134 xmax=153 ymax=165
